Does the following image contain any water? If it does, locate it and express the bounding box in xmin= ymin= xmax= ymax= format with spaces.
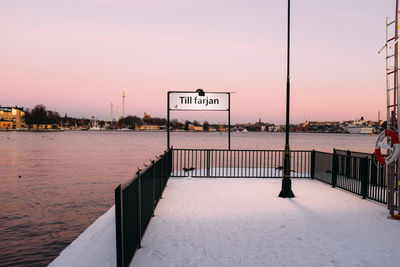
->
xmin=0 ymin=131 xmax=377 ymax=266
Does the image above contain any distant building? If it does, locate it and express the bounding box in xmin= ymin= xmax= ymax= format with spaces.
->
xmin=143 ymin=112 xmax=151 ymax=120
xmin=246 ymin=125 xmax=265 ymax=132
xmin=0 ymin=106 xmax=26 ymax=129
xmin=188 ymin=124 xmax=203 ymax=131
xmin=308 ymin=121 xmax=339 ymax=126
xmin=137 ymin=124 xmax=160 ymax=131
xmin=32 ymin=124 xmax=53 ymax=130
xmin=0 ymin=120 xmax=13 ymax=129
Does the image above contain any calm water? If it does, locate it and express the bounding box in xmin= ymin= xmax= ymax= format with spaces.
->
xmin=0 ymin=131 xmax=377 ymax=266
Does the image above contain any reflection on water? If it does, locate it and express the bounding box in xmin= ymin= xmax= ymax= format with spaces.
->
xmin=0 ymin=131 xmax=377 ymax=266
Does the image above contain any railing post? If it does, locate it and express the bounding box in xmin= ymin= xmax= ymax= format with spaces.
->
xmin=370 ymin=153 xmax=377 ymax=185
xmin=163 ymin=151 xmax=167 ymax=188
xmin=162 ymin=153 xmax=168 ymax=188
xmin=137 ymin=171 xmax=142 ymax=249
xmin=346 ymin=149 xmax=351 ymax=177
xmin=207 ymin=150 xmax=210 ymax=177
xmin=160 ymin=156 xmax=164 ymax=198
xmin=151 ymin=160 xmax=155 ymax=216
xmin=311 ymin=149 xmax=315 ymax=179
xmin=169 ymin=149 xmax=173 ymax=176
xmin=115 ymin=185 xmax=124 ymax=267
xmin=168 ymin=149 xmax=172 ymax=178
xmin=361 ymin=157 xmax=369 ymax=199
xmin=332 ymin=149 xmax=338 ymax=188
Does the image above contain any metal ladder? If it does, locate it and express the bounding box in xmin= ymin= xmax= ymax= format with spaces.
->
xmin=378 ymin=1 xmax=400 ymax=217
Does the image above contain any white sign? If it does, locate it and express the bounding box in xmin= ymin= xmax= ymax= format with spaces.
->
xmin=169 ymin=92 xmax=229 ymax=111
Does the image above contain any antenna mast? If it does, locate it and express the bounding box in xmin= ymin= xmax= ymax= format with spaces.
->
xmin=110 ymin=102 xmax=114 ymax=124
xmin=122 ymin=91 xmax=126 ymax=119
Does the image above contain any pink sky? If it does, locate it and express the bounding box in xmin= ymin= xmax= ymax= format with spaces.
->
xmin=0 ymin=0 xmax=395 ymax=123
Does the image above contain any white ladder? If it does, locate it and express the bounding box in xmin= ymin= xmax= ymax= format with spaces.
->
xmin=378 ymin=5 xmax=400 ymax=217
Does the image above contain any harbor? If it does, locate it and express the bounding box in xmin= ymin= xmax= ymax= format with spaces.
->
xmin=0 ymin=131 xmax=381 ymax=266
xmin=2 ymin=0 xmax=400 ymax=266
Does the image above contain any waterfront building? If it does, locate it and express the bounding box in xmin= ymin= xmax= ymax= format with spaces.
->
xmin=32 ymin=124 xmax=53 ymax=130
xmin=0 ymin=106 xmax=26 ymax=129
xmin=143 ymin=112 xmax=151 ymax=120
xmin=0 ymin=120 xmax=13 ymax=129
xmin=137 ymin=124 xmax=160 ymax=131
xmin=188 ymin=124 xmax=204 ymax=131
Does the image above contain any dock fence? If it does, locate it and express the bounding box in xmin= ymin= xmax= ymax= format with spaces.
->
xmin=115 ymin=149 xmax=172 ymax=267
xmin=171 ymin=149 xmax=312 ymax=178
xmin=115 ymin=147 xmax=398 ymax=266
xmin=313 ymin=149 xmax=396 ymax=206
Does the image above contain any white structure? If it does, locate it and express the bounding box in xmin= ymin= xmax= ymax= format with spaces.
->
xmin=89 ymin=116 xmax=101 ymax=131
xmin=110 ymin=102 xmax=113 ymax=123
xmin=122 ymin=91 xmax=126 ymax=118
xmin=345 ymin=120 xmax=373 ymax=134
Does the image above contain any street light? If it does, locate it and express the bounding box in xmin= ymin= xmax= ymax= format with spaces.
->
xmin=196 ymin=88 xmax=205 ymax=96
xmin=279 ymin=0 xmax=295 ymax=198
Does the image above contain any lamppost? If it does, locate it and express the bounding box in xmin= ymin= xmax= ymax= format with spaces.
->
xmin=279 ymin=0 xmax=295 ymax=198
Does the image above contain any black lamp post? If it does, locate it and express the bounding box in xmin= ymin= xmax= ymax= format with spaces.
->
xmin=279 ymin=0 xmax=295 ymax=198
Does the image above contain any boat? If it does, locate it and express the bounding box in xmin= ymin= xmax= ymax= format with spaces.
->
xmin=89 ymin=116 xmax=103 ymax=131
xmin=89 ymin=126 xmax=102 ymax=131
xmin=344 ymin=120 xmax=373 ymax=134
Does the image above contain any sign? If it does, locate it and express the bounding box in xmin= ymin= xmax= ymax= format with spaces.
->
xmin=169 ymin=92 xmax=228 ymax=111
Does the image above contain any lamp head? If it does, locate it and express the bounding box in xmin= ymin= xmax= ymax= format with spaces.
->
xmin=196 ymin=88 xmax=205 ymax=96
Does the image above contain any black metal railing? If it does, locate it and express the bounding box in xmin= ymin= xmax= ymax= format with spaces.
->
xmin=312 ymin=149 xmax=397 ymax=207
xmin=171 ymin=149 xmax=312 ymax=178
xmin=115 ymin=147 xmax=398 ymax=267
xmin=115 ymin=149 xmax=172 ymax=267
xmin=334 ymin=149 xmax=389 ymax=204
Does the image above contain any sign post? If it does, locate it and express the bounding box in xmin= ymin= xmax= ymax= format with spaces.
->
xmin=167 ymin=90 xmax=231 ymax=150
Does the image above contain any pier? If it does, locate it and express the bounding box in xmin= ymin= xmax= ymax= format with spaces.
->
xmin=113 ymin=148 xmax=398 ymax=267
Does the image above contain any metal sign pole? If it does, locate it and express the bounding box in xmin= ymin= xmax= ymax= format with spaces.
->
xmin=228 ymin=93 xmax=231 ymax=150
xmin=167 ymin=92 xmax=170 ymax=150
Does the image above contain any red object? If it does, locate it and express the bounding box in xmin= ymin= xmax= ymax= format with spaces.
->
xmin=375 ymin=148 xmax=386 ymax=165
xmin=375 ymin=129 xmax=400 ymax=165
xmin=385 ymin=129 xmax=400 ymax=144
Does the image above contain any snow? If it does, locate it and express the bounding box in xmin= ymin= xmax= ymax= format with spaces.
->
xmin=49 ymin=206 xmax=116 ymax=267
xmin=132 ymin=178 xmax=400 ymax=267
xmin=49 ymin=178 xmax=400 ymax=267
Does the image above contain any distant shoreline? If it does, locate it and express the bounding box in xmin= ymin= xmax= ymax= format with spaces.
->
xmin=0 ymin=129 xmax=376 ymax=135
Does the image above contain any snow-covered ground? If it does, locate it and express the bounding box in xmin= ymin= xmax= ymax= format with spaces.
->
xmin=50 ymin=178 xmax=400 ymax=267
xmin=132 ymin=178 xmax=400 ymax=267
xmin=49 ymin=206 xmax=116 ymax=267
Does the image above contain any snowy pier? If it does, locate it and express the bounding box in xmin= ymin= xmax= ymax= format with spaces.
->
xmin=49 ymin=148 xmax=400 ymax=267
xmin=50 ymin=178 xmax=400 ymax=267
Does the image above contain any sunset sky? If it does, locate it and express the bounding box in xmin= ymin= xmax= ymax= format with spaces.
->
xmin=0 ymin=0 xmax=396 ymax=123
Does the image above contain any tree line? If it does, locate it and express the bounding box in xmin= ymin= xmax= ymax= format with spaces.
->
xmin=118 ymin=115 xmax=168 ymax=129
xmin=25 ymin=104 xmax=61 ymax=125
xmin=23 ymin=105 xmax=173 ymax=128
xmin=23 ymin=104 xmax=216 ymax=130
xmin=25 ymin=105 xmax=92 ymax=127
